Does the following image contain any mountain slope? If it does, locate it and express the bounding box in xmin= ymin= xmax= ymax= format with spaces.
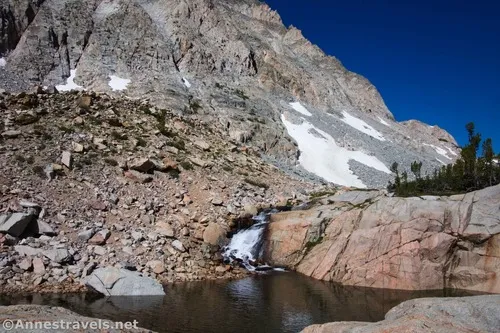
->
xmin=0 ymin=0 xmax=460 ymax=188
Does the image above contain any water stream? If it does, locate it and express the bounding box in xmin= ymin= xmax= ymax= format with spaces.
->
xmin=222 ymin=210 xmax=278 ymax=271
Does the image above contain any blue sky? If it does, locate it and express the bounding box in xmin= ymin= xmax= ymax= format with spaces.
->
xmin=265 ymin=0 xmax=500 ymax=152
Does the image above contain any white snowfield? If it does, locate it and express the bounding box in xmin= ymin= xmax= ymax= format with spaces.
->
xmin=423 ymin=143 xmax=453 ymax=160
xmin=281 ymin=114 xmax=391 ymax=188
xmin=289 ymin=102 xmax=312 ymax=116
xmin=108 ymin=75 xmax=131 ymax=91
xmin=55 ymin=69 xmax=84 ymax=91
xmin=446 ymin=146 xmax=458 ymax=156
xmin=182 ymin=77 xmax=191 ymax=88
xmin=378 ymin=116 xmax=390 ymax=126
xmin=0 ymin=57 xmax=6 ymax=67
xmin=341 ymin=111 xmax=386 ymax=141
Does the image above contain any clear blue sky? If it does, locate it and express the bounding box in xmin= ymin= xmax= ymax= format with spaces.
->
xmin=265 ymin=0 xmax=500 ymax=152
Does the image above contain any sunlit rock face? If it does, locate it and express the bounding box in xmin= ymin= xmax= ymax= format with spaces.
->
xmin=265 ymin=184 xmax=500 ymax=293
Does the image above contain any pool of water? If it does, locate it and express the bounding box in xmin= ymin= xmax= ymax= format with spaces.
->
xmin=0 ymin=272 xmax=483 ymax=333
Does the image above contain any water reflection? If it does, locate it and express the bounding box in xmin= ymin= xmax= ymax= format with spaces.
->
xmin=0 ymin=272 xmax=485 ymax=333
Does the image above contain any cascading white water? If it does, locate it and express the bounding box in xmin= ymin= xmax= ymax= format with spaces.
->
xmin=222 ymin=210 xmax=277 ymax=271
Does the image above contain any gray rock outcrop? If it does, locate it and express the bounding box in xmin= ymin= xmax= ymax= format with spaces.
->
xmin=301 ymin=295 xmax=500 ymax=333
xmin=85 ymin=267 xmax=166 ymax=296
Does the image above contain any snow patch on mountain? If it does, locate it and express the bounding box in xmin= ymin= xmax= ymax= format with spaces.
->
xmin=341 ymin=111 xmax=386 ymax=141
xmin=281 ymin=114 xmax=391 ymax=188
xmin=56 ymin=70 xmax=84 ymax=91
xmin=0 ymin=58 xmax=6 ymax=67
xmin=423 ymin=143 xmax=452 ymax=159
xmin=289 ymin=102 xmax=312 ymax=116
xmin=108 ymin=75 xmax=131 ymax=91
xmin=378 ymin=117 xmax=390 ymax=127
xmin=446 ymin=147 xmax=458 ymax=156
xmin=182 ymin=77 xmax=192 ymax=88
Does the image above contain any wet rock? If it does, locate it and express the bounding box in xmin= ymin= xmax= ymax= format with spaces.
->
xmin=244 ymin=205 xmax=258 ymax=216
xmin=85 ymin=267 xmax=165 ymax=296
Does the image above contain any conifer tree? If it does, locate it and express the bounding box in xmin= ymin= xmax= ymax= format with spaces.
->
xmin=482 ymin=138 xmax=494 ymax=186
xmin=388 ymin=122 xmax=499 ymax=197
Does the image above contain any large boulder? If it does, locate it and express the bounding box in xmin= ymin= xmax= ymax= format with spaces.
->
xmin=203 ymin=223 xmax=227 ymax=246
xmin=264 ymin=184 xmax=500 ymax=293
xmin=301 ymin=295 xmax=500 ymax=333
xmin=85 ymin=267 xmax=165 ymax=296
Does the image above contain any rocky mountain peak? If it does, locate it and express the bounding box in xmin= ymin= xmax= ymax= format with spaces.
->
xmin=0 ymin=0 xmax=460 ymax=188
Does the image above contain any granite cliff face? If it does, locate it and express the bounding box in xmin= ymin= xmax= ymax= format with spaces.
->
xmin=0 ymin=0 xmax=460 ymax=188
xmin=264 ymin=184 xmax=500 ymax=293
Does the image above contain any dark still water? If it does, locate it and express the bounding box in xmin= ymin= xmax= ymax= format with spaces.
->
xmin=0 ymin=272 xmax=483 ymax=333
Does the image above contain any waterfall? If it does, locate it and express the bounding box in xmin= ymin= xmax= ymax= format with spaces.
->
xmin=222 ymin=210 xmax=281 ymax=272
